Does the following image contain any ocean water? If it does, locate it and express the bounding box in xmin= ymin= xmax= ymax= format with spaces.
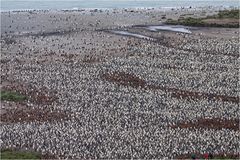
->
xmin=1 ymin=0 xmax=239 ymax=11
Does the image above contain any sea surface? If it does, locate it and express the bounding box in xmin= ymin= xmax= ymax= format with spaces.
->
xmin=1 ymin=0 xmax=239 ymax=11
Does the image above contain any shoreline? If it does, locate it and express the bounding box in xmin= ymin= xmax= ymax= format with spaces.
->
xmin=1 ymin=5 xmax=238 ymax=13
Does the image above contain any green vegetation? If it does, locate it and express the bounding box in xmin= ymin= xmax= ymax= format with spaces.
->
xmin=166 ymin=17 xmax=205 ymax=26
xmin=209 ymin=9 xmax=239 ymax=19
xmin=166 ymin=9 xmax=239 ymax=28
xmin=1 ymin=149 xmax=41 ymax=159
xmin=0 ymin=90 xmax=27 ymax=102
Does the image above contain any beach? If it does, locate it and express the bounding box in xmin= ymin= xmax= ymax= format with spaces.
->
xmin=0 ymin=6 xmax=239 ymax=159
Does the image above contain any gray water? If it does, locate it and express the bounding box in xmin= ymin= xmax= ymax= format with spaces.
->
xmin=1 ymin=0 xmax=239 ymax=11
xmin=147 ymin=25 xmax=192 ymax=34
xmin=110 ymin=25 xmax=192 ymax=40
xmin=110 ymin=30 xmax=154 ymax=40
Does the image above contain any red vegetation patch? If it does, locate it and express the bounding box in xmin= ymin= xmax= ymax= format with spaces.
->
xmin=102 ymin=72 xmax=239 ymax=104
xmin=60 ymin=53 xmax=78 ymax=60
xmin=82 ymin=54 xmax=102 ymax=64
xmin=175 ymin=153 xmax=239 ymax=159
xmin=41 ymin=153 xmax=57 ymax=159
xmin=102 ymin=72 xmax=147 ymax=88
xmin=149 ymin=85 xmax=239 ymax=104
xmin=82 ymin=58 xmax=100 ymax=63
xmin=172 ymin=118 xmax=239 ymax=131
xmin=171 ymin=90 xmax=239 ymax=104
xmin=1 ymin=108 xmax=68 ymax=123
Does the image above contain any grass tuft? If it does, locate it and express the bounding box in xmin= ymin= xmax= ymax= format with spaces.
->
xmin=1 ymin=149 xmax=41 ymax=159
xmin=0 ymin=90 xmax=27 ymax=102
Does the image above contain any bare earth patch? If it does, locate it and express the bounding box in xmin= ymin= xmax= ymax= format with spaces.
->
xmin=1 ymin=108 xmax=68 ymax=123
xmin=0 ymin=81 xmax=67 ymax=123
xmin=171 ymin=89 xmax=239 ymax=104
xmin=102 ymin=72 xmax=147 ymax=88
xmin=171 ymin=118 xmax=239 ymax=131
xmin=175 ymin=153 xmax=239 ymax=159
xmin=203 ymin=18 xmax=239 ymax=25
xmin=82 ymin=56 xmax=101 ymax=63
xmin=1 ymin=81 xmax=57 ymax=105
xmin=102 ymin=72 xmax=239 ymax=104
